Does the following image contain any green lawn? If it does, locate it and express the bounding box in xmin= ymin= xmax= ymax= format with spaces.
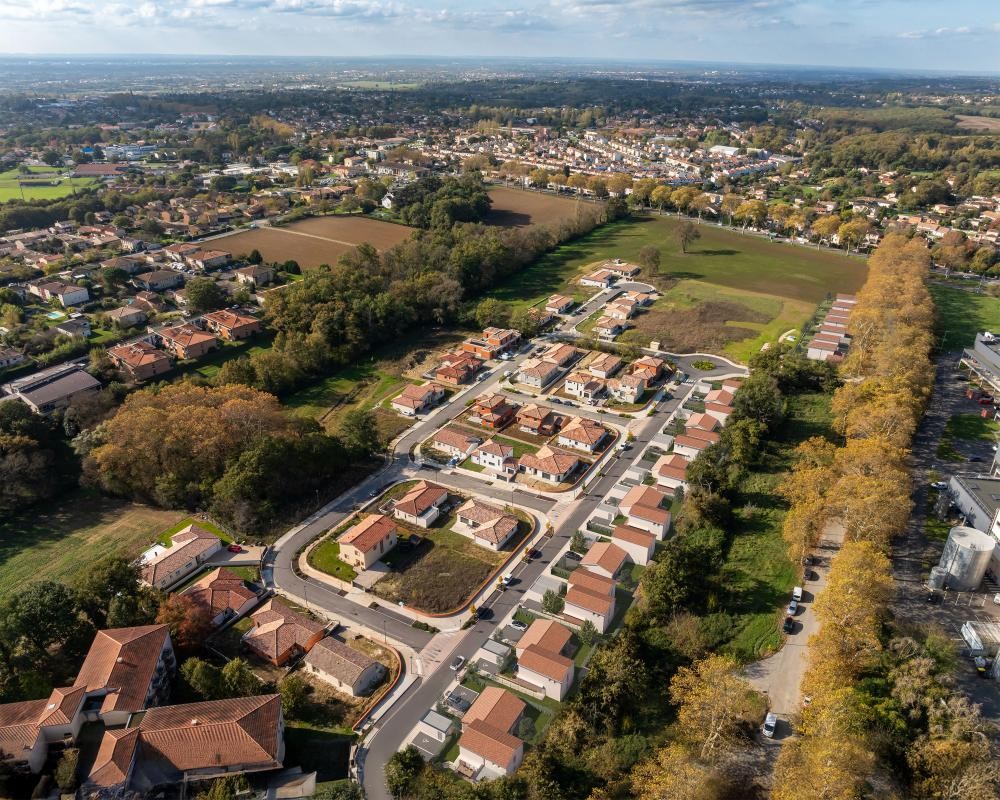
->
xmin=0 ymin=490 xmax=185 ymax=599
xmin=308 ymin=540 xmax=358 ymax=582
xmin=175 ymin=336 xmax=273 ymax=380
xmin=931 ymin=285 xmax=1000 ymax=351
xmin=157 ymin=516 xmax=231 ymax=545
xmin=937 ymin=412 xmax=999 ymax=461
xmin=0 ymin=168 xmax=99 ymax=202
xmin=491 ymin=434 xmax=540 ymax=458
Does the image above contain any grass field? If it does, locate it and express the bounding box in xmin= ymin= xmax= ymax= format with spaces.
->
xmin=308 ymin=540 xmax=358 ymax=582
xmin=937 ymin=412 xmax=999 ymax=461
xmin=216 ymin=216 xmax=414 ymax=270
xmin=955 ymin=115 xmax=1000 ymax=132
xmin=0 ymin=491 xmax=184 ymax=599
xmin=931 ymin=285 xmax=1000 ymax=351
xmin=0 ymin=167 xmax=98 ymax=203
xmin=486 ymin=187 xmax=595 ymax=229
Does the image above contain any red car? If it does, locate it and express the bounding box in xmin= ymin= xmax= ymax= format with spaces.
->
xmin=978 ymin=396 xmax=994 ymax=405
xmin=227 ymin=544 xmax=242 ymax=553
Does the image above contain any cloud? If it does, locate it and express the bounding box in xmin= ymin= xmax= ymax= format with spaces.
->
xmin=898 ymin=24 xmax=976 ymax=39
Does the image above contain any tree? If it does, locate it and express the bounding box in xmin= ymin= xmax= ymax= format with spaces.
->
xmin=570 ymin=531 xmax=587 ymax=553
xmin=542 ymin=589 xmax=565 ymax=614
xmin=54 ymin=748 xmax=79 ymax=791
xmin=734 ymin=200 xmax=767 ymax=228
xmin=185 ymin=277 xmax=227 ymax=313
xmin=73 ymin=556 xmax=143 ymax=629
xmin=837 ymin=219 xmax=871 ymax=252
xmin=578 ymin=619 xmax=599 ymax=646
xmin=676 ymin=220 xmax=701 ymax=254
xmin=340 ymin=408 xmax=383 ymax=458
xmin=41 ymin=149 xmax=62 ymax=166
xmin=279 ymin=674 xmax=310 ymax=719
xmin=475 ymin=298 xmax=512 ymax=329
xmin=811 ymin=214 xmax=842 ymax=240
xmin=247 ymin=249 xmax=263 ymax=265
xmin=197 ymin=775 xmax=250 ymax=800
xmin=385 ymin=745 xmax=424 ymax=799
xmin=101 ymin=266 xmax=128 ymax=292
xmin=314 ymin=783 xmax=364 ymax=800
xmin=637 ymin=245 xmax=661 ymax=274
xmin=181 ymin=657 xmax=223 ymax=700
xmin=107 ymin=585 xmax=162 ymax=628
xmin=155 ymin=594 xmax=214 ymax=653
xmin=631 ymin=742 xmax=720 ymax=800
xmin=221 ymin=658 xmax=261 ymax=698
xmin=510 ymin=307 xmax=542 ymax=340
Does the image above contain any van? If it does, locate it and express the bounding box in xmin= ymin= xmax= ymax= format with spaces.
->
xmin=762 ymin=712 xmax=777 ymax=738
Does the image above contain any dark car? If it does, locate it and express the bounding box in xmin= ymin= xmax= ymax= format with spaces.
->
xmin=782 ymin=616 xmax=795 ymax=633
xmin=970 ymin=456 xmax=984 ymax=463
xmin=476 ymin=607 xmax=494 ymax=620
xmin=926 ymin=592 xmax=943 ymax=604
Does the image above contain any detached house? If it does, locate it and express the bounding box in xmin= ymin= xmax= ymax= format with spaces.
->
xmin=133 ymin=270 xmax=183 ymax=292
xmin=472 ymin=440 xmax=517 ymax=478
xmin=108 ymin=340 xmax=172 ymax=382
xmin=564 ymin=371 xmax=604 ymax=403
xmin=243 ymin=599 xmax=326 ymax=666
xmin=515 ymin=620 xmax=575 ymax=701
xmin=234 ymin=264 xmax=275 ymax=287
xmin=580 ymin=542 xmax=630 ymax=581
xmin=139 ymin=524 xmax=222 ymax=591
xmin=545 ymin=295 xmax=574 ymax=314
xmin=516 ymin=403 xmax=558 ymax=436
xmin=519 ymin=445 xmax=580 ymax=485
xmin=557 ymin=417 xmax=608 ymax=453
xmin=619 ymin=484 xmax=672 ymax=538
xmin=471 ymin=393 xmax=517 ymax=430
xmin=185 ymin=567 xmax=259 ymax=627
xmin=461 ymin=327 xmax=520 ymax=360
xmin=611 ymin=524 xmax=656 ymax=566
xmin=303 ymin=637 xmax=386 ymax=698
xmin=202 ymin=309 xmax=262 ymax=341
xmin=338 ymin=514 xmax=398 ymax=570
xmin=391 ymin=383 xmax=445 ymax=416
xmin=588 ymin=353 xmax=622 ymax=379
xmin=457 ymin=688 xmax=526 ymax=780
xmin=579 ymin=269 xmax=615 ymax=288
xmin=392 ymin=481 xmax=448 ymax=528
xmin=594 ymin=317 xmax=624 ymax=341
xmin=431 ymin=427 xmax=481 ymax=459
xmin=653 ymin=453 xmax=690 ymax=492
xmin=631 ymin=355 xmax=667 ymax=383
xmin=607 ymin=373 xmax=646 ymax=403
xmin=541 ymin=342 xmax=579 ymax=367
xmin=455 ymin=498 xmax=520 ymax=550
xmin=157 ymin=324 xmax=218 ymax=360
xmin=564 ymin=569 xmax=616 ymax=633
xmin=517 ymin=358 xmax=560 ymax=389
xmin=435 ymin=351 xmax=482 ymax=385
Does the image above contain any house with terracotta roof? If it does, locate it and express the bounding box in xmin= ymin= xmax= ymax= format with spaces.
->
xmin=516 ymin=358 xmax=561 ymax=389
xmin=234 ymin=264 xmax=275 ymax=287
xmin=456 ymin=687 xmax=526 ymax=780
xmin=0 ymin=687 xmax=88 ymax=772
xmin=242 ymin=599 xmax=327 ymax=666
xmin=653 ymin=453 xmax=690 ymax=492
xmin=630 ymin=355 xmax=667 ymax=383
xmin=564 ymin=371 xmax=604 ymax=402
xmin=472 ymin=440 xmax=517 ymax=479
xmin=434 ymin=351 xmax=482 ymax=385
xmin=106 ymin=305 xmax=148 ymax=328
xmin=541 ymin=342 xmax=579 ymax=367
xmin=157 ymin=323 xmax=218 ymax=360
xmin=393 ymin=481 xmax=448 ymax=527
xmin=455 ymin=498 xmax=520 ymax=551
xmin=704 ymin=402 xmax=734 ymax=424
xmin=587 ymin=353 xmax=623 ymax=379
xmin=139 ymin=524 xmax=222 ymax=590
xmin=108 ymin=340 xmax=172 ymax=382
xmin=514 ymin=620 xmax=575 ymax=700
xmin=564 ymin=569 xmax=616 ymax=633
xmin=607 ymin=373 xmax=646 ymax=403
xmin=600 ymin=258 xmax=640 ymax=277
xmin=391 ymin=383 xmax=445 ymax=416
xmin=579 ymin=268 xmax=615 ymax=288
xmin=184 ymin=567 xmax=259 ymax=627
xmin=303 ymin=637 xmax=386 ymax=698
xmin=580 ymin=541 xmax=631 ymax=580
xmin=594 ymin=317 xmax=624 ymax=341
xmin=431 ymin=427 xmax=482 ymax=459
xmin=85 ymin=694 xmax=284 ymax=793
xmin=516 ymin=403 xmax=558 ymax=436
xmin=611 ymin=524 xmax=656 ymax=566
xmin=604 ymin=301 xmax=635 ymax=322
xmin=73 ymin=625 xmax=175 ymax=727
xmin=619 ymin=484 xmax=672 ymax=538
xmin=686 ymin=412 xmax=720 ymax=433
xmin=461 ymin=327 xmax=520 ymax=360
xmin=556 ymin=417 xmax=608 ymax=453
xmin=673 ymin=433 xmax=714 ymax=460
xmin=471 ymin=393 xmax=517 ymax=430
xmin=545 ymin=295 xmax=574 ymax=314
xmin=518 ymin=445 xmax=580 ymax=485
xmin=338 ymin=514 xmax=398 ymax=570
xmin=202 ymin=309 xmax=263 ymax=341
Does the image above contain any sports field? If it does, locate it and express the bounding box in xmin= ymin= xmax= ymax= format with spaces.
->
xmin=216 ymin=215 xmax=414 ymax=270
xmin=0 ymin=167 xmax=98 ymax=203
xmin=486 ymin=186 xmax=596 ymax=228
xmin=931 ymin=284 xmax=1000 ymax=351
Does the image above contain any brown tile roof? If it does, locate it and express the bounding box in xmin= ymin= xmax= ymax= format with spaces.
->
xmin=464 ymin=686 xmax=525 ymax=732
xmin=612 ymin=524 xmax=657 ymax=549
xmin=684 ymin=426 xmax=720 ymax=444
xmin=88 ymin=728 xmax=140 ymax=787
xmin=108 ymin=340 xmax=169 ymax=370
xmin=73 ymin=625 xmax=171 ymax=715
xmin=477 ymin=440 xmax=513 ymax=458
xmin=704 ymin=388 xmax=734 ymax=406
xmin=565 ymin=584 xmax=615 ymax=616
xmin=518 ymin=646 xmax=572 ymax=683
xmin=185 ymin=568 xmax=257 ymax=620
xmin=589 ymin=354 xmax=622 ymax=375
xmin=542 ymin=343 xmax=578 ymax=365
xmin=433 ymin=427 xmax=480 ymax=452
xmin=567 ymin=567 xmax=615 ymax=597
xmin=393 ymin=482 xmax=447 ymax=517
xmin=140 ymin=524 xmax=220 ymax=586
xmin=159 ymin=323 xmax=216 ymax=349
xmin=620 ymin=484 xmax=672 ymax=525
xmin=559 ymin=417 xmax=607 ymax=446
xmin=339 ymin=514 xmax=397 ymax=554
xmin=38 ymin=686 xmax=87 ymax=727
xmin=456 ymin=499 xmax=519 ymax=546
xmin=460 ymin=719 xmax=522 ymax=769
xmin=304 ymin=637 xmax=381 ymax=686
xmin=517 ymin=619 xmax=572 ymax=656
xmin=581 ymin=542 xmax=630 ymax=575
xmin=516 ymin=403 xmax=553 ymax=424
xmin=202 ymin=309 xmax=258 ymax=330
xmin=519 ymin=445 xmax=579 ymax=476
xmin=673 ymin=434 xmax=712 ymax=452
xmin=0 ymin=699 xmax=47 ymax=760
xmin=244 ymin=600 xmax=325 ymax=662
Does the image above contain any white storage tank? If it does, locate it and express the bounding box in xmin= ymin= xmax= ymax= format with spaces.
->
xmin=939 ymin=526 xmax=996 ymax=592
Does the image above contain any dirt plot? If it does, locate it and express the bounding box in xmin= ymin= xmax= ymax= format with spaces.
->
xmin=215 ymin=216 xmax=414 ymax=269
xmin=955 ymin=115 xmax=1000 ymax=132
xmin=486 ymin=187 xmax=596 ymax=228
xmin=622 ymin=299 xmax=774 ymax=354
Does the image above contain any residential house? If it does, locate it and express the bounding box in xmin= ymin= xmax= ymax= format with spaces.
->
xmin=338 ymin=514 xmax=398 ymax=570
xmin=202 ymin=309 xmax=262 ymax=341
xmin=133 ymin=291 xmax=165 ymax=314
xmin=579 ymin=269 xmax=615 ymax=288
xmin=391 ymin=382 xmax=445 ymax=416
xmin=672 ymin=433 xmax=714 ymax=460
xmin=564 ymin=371 xmax=604 ymax=402
xmin=471 ymin=393 xmax=517 ymax=430
xmin=157 ymin=324 xmax=218 ymax=360
xmin=517 ymin=358 xmax=560 ymax=389
xmin=545 ymin=295 xmax=574 ymax=314
xmin=604 ymin=301 xmax=634 ymax=322
xmin=600 ymin=258 xmax=640 ymax=277
xmin=55 ymin=317 xmax=91 ymax=338
xmin=455 ymin=498 xmax=520 ymax=551
xmin=631 ymin=355 xmax=667 ymax=383
xmin=139 ymin=524 xmax=222 ymax=590
xmin=185 ymin=568 xmax=259 ymax=627
xmin=416 ymin=710 xmax=457 ymax=746
xmin=514 ymin=620 xmax=575 ymax=701
xmin=457 ymin=687 xmax=526 ymax=780
xmin=188 ymin=249 xmax=231 ymax=271
xmin=9 ymin=366 xmax=101 ymax=414
xmin=518 ymin=445 xmax=580 ymax=485
xmin=108 ymin=340 xmax=172 ymax=382
xmin=106 ymin=305 xmax=148 ymax=328
xmin=564 ymin=569 xmax=616 ymax=633
xmin=580 ymin=542 xmax=630 ymax=581
xmin=622 ymin=290 xmax=654 ymax=307
xmin=607 ymin=373 xmax=646 ymax=403
xmin=28 ymin=280 xmax=89 ymax=307
xmin=472 ymin=440 xmax=517 ymax=479
xmin=0 ymin=346 xmax=24 ymax=369
xmin=133 ymin=270 xmax=183 ymax=292
xmin=557 ymin=417 xmax=608 ymax=453
xmin=243 ymin=599 xmax=326 ymax=666
xmin=234 ymin=264 xmax=276 ymax=287
xmin=431 ymin=427 xmax=482 ymax=459
xmin=653 ymin=453 xmax=690 ymax=492
xmin=461 ymin=327 xmax=520 ymax=360
xmin=594 ymin=317 xmax=624 ymax=341
xmin=0 ymin=688 xmax=88 ymax=773
xmin=611 ymin=524 xmax=656 ymax=566
xmin=588 ymin=353 xmax=622 ymax=379
xmin=164 ymin=242 xmax=200 ymax=262
xmin=515 ymin=403 xmax=558 ymax=436
xmin=101 ymin=255 xmax=148 ymax=275
xmin=434 ymin=351 xmax=482 ymax=385
xmin=619 ymin=484 xmax=672 ymax=538
xmin=303 ymin=637 xmax=386 ymax=698
xmin=686 ymin=412 xmax=720 ymax=433
xmin=392 ymin=481 xmax=448 ymax=528
xmin=541 ymin=342 xmax=579 ymax=367
xmin=85 ymin=695 xmax=284 ymax=793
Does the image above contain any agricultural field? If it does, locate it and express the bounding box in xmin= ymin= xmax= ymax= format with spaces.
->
xmin=216 ymin=215 xmax=414 ymax=270
xmin=955 ymin=115 xmax=1000 ymax=132
xmin=486 ymin=187 xmax=596 ymax=229
xmin=0 ymin=167 xmax=99 ymax=202
xmin=0 ymin=490 xmax=185 ymax=599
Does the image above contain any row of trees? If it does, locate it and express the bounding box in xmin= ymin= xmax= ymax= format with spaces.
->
xmin=771 ymin=234 xmax=996 ymax=797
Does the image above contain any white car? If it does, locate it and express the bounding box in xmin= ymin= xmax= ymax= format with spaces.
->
xmin=762 ymin=712 xmax=777 ymax=738
xmin=792 ymin=586 xmax=803 ymax=602
xmin=786 ymin=600 xmax=798 ymax=616
xmin=509 ymin=620 xmax=528 ymax=632
xmin=449 ymin=656 xmax=466 ymax=671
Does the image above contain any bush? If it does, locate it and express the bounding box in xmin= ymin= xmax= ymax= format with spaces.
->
xmin=542 ymin=589 xmax=565 ymax=614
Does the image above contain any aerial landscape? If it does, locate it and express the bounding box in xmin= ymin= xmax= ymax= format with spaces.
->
xmin=0 ymin=3 xmax=999 ymax=800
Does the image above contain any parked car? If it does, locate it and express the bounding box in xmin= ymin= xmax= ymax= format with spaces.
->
xmin=792 ymin=586 xmax=803 ymax=602
xmin=762 ymin=712 xmax=778 ymax=738
xmin=931 ymin=481 xmax=948 ymax=490
xmin=501 ymin=575 xmax=515 ymax=587
xmin=970 ymin=456 xmax=984 ymax=462
xmin=227 ymin=544 xmax=242 ymax=553
xmin=786 ymin=600 xmax=798 ymax=616
xmin=782 ymin=616 xmax=795 ymax=633
xmin=509 ymin=619 xmax=528 ymax=632
xmin=926 ymin=591 xmax=943 ymax=604
xmin=978 ymin=396 xmax=994 ymax=405
xmin=450 ymin=656 xmax=466 ymax=671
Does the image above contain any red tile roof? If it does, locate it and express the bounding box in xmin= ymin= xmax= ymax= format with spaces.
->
xmin=339 ymin=514 xmax=397 ymax=554
xmin=244 ymin=600 xmax=325 ymax=663
xmin=185 ymin=568 xmax=257 ymax=620
xmin=73 ymin=625 xmax=171 ymax=715
xmin=393 ymin=482 xmax=447 ymax=517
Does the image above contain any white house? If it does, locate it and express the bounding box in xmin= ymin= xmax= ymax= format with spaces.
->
xmin=515 ymin=620 xmax=575 ymax=701
xmin=472 ymin=440 xmax=517 ymax=478
xmin=557 ymin=417 xmax=608 ymax=453
xmin=392 ymin=481 xmax=448 ymax=528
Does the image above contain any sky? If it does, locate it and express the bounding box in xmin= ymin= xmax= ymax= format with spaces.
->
xmin=0 ymin=0 xmax=998 ymax=72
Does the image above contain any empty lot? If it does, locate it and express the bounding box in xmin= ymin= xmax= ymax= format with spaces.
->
xmin=486 ymin=186 xmax=596 ymax=228
xmin=217 ymin=216 xmax=414 ymax=269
